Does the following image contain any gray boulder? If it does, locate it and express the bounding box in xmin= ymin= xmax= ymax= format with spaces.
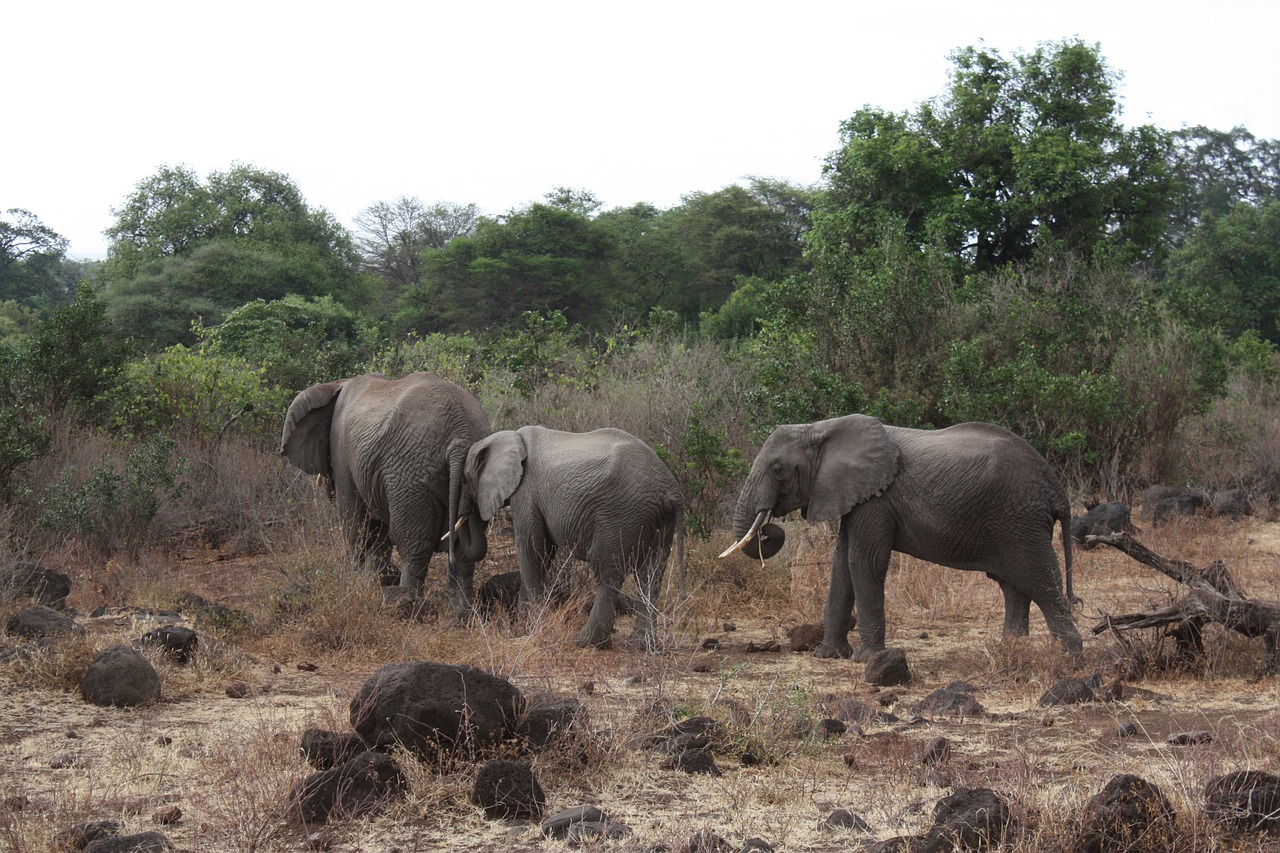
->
xmin=81 ymin=644 xmax=161 ymax=707
xmin=349 ymin=661 xmax=523 ymax=763
xmin=0 ymin=561 xmax=72 ymax=609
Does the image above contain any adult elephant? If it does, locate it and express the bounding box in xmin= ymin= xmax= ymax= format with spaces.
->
xmin=454 ymin=426 xmax=684 ymax=651
xmin=722 ymin=415 xmax=1080 ymax=660
xmin=280 ymin=372 xmax=490 ymax=616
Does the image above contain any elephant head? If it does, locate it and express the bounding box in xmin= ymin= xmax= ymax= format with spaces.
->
xmin=726 ymin=414 xmax=900 ymax=559
xmin=455 ymin=430 xmax=528 ymax=563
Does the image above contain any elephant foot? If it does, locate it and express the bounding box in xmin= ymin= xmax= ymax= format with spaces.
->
xmin=626 ymin=628 xmax=660 ymax=654
xmin=852 ymin=644 xmax=885 ymax=663
xmin=814 ymin=641 xmax=853 ymax=660
xmin=575 ymin=624 xmax=614 ymax=650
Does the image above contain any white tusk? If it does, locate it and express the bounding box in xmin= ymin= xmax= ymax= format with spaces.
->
xmin=441 ymin=514 xmax=469 ymax=541
xmin=718 ymin=510 xmax=771 ymax=559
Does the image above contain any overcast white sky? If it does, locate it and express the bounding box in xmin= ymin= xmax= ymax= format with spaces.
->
xmin=7 ymin=1 xmax=1278 ymax=260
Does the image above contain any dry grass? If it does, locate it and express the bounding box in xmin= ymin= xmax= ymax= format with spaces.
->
xmin=2 ymin=514 xmax=1280 ymax=851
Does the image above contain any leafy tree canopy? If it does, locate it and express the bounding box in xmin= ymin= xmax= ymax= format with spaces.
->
xmin=813 ymin=39 xmax=1174 ymax=275
xmin=101 ymin=164 xmax=371 ymax=346
xmin=0 ymin=209 xmax=80 ymax=315
xmin=353 ymin=196 xmax=480 ymax=295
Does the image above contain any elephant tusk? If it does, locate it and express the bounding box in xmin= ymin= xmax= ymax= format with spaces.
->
xmin=718 ymin=510 xmax=771 ymax=559
xmin=441 ymin=514 xmax=469 ymax=542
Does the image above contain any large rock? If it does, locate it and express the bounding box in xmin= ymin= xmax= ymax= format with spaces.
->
xmin=349 ymin=661 xmax=524 ymax=763
xmin=1072 ymin=774 xmax=1176 ymax=853
xmin=136 ymin=625 xmax=198 ymax=663
xmin=299 ymin=728 xmax=368 ymax=770
xmin=81 ymin=644 xmax=161 ymax=707
xmin=0 ymin=561 xmax=72 ymax=609
xmin=288 ymin=751 xmax=406 ymax=825
xmin=5 ymin=605 xmax=84 ymax=640
xmin=1204 ymin=769 xmax=1280 ymax=833
xmin=917 ymin=787 xmax=1016 ymax=851
xmin=1071 ymin=502 xmax=1134 ymax=546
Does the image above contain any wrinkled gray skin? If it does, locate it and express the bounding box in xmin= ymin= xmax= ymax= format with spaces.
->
xmin=456 ymin=426 xmax=684 ymax=651
xmin=731 ymin=415 xmax=1080 ymax=661
xmin=280 ymin=372 xmax=491 ymax=615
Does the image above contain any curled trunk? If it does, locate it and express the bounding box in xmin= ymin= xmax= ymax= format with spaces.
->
xmin=731 ymin=477 xmax=785 ymax=560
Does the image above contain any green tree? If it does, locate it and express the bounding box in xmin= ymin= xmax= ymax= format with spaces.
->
xmin=815 ymin=40 xmax=1174 ymax=273
xmin=353 ymin=196 xmax=479 ymax=295
xmin=0 ymin=209 xmax=80 ymax=314
xmin=101 ymin=164 xmax=371 ymax=345
xmin=1165 ymin=200 xmax=1280 ymax=343
xmin=403 ymin=202 xmax=617 ymax=332
xmin=1166 ymin=126 xmax=1280 ymax=246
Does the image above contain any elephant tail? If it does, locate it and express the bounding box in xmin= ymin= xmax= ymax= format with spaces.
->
xmin=1057 ymin=503 xmax=1078 ymax=605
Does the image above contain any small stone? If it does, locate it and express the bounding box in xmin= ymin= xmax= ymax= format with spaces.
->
xmin=1117 ymin=721 xmax=1139 ymax=738
xmin=152 ymin=805 xmax=182 ymax=825
xmin=921 ymin=736 xmax=952 ymax=766
xmin=225 ymin=681 xmax=254 ymax=699
xmin=701 ymin=637 xmax=721 ymax=650
xmin=1167 ymin=730 xmax=1213 ymax=746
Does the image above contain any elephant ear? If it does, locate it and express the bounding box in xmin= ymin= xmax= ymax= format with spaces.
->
xmin=807 ymin=414 xmax=900 ymax=522
xmin=467 ymin=431 xmax=527 ymax=521
xmin=280 ymin=379 xmax=346 ymax=476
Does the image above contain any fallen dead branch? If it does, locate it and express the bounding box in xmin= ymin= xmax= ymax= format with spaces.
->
xmin=1088 ymin=532 xmax=1280 ymax=672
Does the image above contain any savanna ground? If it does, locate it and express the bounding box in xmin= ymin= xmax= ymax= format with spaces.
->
xmin=4 ymin=457 xmax=1280 ymax=853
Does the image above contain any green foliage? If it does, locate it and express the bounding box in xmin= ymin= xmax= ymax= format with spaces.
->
xmin=0 ymin=363 xmax=50 ymax=499
xmin=0 ymin=209 xmax=80 ymax=315
xmin=368 ymin=331 xmax=487 ymax=388
xmin=35 ymin=436 xmax=187 ymax=558
xmin=1164 ymin=200 xmax=1280 ymax=343
xmin=17 ymin=284 xmax=133 ymax=418
xmin=483 ymin=310 xmax=615 ymax=397
xmin=203 ymin=295 xmax=372 ymax=394
xmin=101 ymin=164 xmax=370 ymax=346
xmin=817 ymin=39 xmax=1173 ymax=272
xmin=655 ymin=409 xmax=746 ymax=539
xmin=106 ymin=343 xmax=287 ymax=443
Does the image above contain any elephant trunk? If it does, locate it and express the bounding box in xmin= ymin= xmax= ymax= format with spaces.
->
xmin=730 ymin=476 xmax=785 ymax=560
xmin=458 ymin=508 xmax=489 ymax=563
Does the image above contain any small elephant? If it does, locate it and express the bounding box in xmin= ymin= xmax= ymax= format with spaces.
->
xmin=723 ymin=415 xmax=1080 ymax=660
xmin=456 ymin=425 xmax=684 ymax=650
xmin=280 ymin=372 xmax=491 ymax=615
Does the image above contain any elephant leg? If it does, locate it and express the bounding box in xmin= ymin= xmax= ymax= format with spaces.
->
xmin=816 ymin=526 xmax=854 ymax=659
xmin=997 ymin=579 xmax=1032 ymax=636
xmin=447 ymin=553 xmax=476 ymax=620
xmin=577 ymin=573 xmax=618 ymax=650
xmin=850 ymin=539 xmax=892 ymax=663
xmin=515 ymin=532 xmax=555 ymax=621
xmin=627 ymin=543 xmax=668 ymax=651
xmin=1024 ymin=557 xmax=1083 ymax=658
xmin=339 ymin=495 xmax=394 ymax=584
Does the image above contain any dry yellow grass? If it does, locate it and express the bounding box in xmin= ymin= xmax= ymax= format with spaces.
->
xmin=3 ymin=516 xmax=1280 ymax=851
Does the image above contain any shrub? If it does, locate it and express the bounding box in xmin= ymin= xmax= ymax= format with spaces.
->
xmin=34 ymin=435 xmax=188 ymax=559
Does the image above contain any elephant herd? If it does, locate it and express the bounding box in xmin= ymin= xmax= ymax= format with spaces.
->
xmin=281 ymin=372 xmax=1082 ymax=658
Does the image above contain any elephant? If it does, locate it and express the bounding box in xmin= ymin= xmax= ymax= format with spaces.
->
xmin=280 ymin=372 xmax=491 ymax=615
xmin=723 ymin=415 xmax=1081 ymax=660
xmin=454 ymin=425 xmax=684 ymax=650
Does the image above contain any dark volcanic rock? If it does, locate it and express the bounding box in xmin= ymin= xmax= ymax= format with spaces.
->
xmin=540 ymin=804 xmax=607 ymax=839
xmin=1071 ymin=501 xmax=1135 ymax=546
xmin=1038 ymin=677 xmax=1100 ymax=706
xmin=788 ymin=623 xmax=825 ymax=652
xmin=864 ymin=648 xmax=912 ymax=687
xmin=912 ymin=689 xmax=985 ymax=718
xmin=349 ymin=661 xmax=523 ymax=764
xmin=136 ymin=625 xmax=198 ymax=663
xmin=0 ymin=561 xmax=72 ymax=609
xmin=1204 ymin=769 xmax=1280 ymax=833
xmin=80 ymin=644 xmax=161 ymax=707
xmin=1072 ymin=774 xmax=1176 ymax=853
xmin=918 ymin=787 xmax=1016 ymax=851
xmin=661 ymin=746 xmax=722 ymax=776
xmin=288 ymin=751 xmax=406 ymax=825
xmin=6 ymin=605 xmax=83 ymax=639
xmin=299 ymin=728 xmax=368 ymax=770
xmin=82 ymin=831 xmax=174 ymax=852
xmin=471 ymin=759 xmax=545 ymax=819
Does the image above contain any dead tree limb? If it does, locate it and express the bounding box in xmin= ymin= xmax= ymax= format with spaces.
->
xmin=1087 ymin=532 xmax=1280 ymax=671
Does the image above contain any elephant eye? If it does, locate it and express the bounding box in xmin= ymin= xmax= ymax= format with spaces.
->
xmin=769 ymin=462 xmax=784 ymax=479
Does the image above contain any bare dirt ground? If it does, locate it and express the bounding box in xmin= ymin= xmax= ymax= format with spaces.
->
xmin=4 ymin=516 xmax=1280 ymax=851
